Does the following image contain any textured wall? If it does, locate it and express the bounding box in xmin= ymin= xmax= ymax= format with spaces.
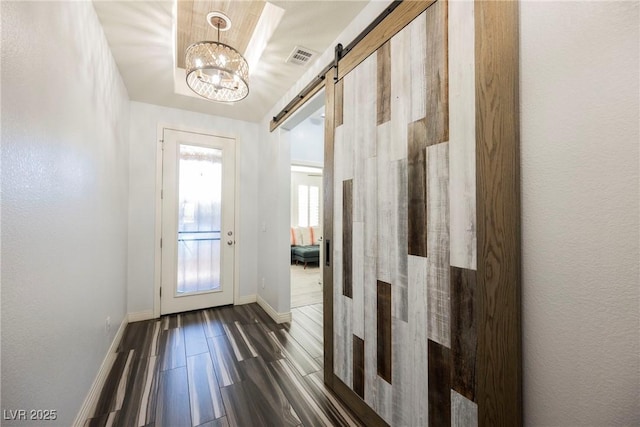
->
xmin=256 ymin=125 xmax=293 ymax=313
xmin=127 ymin=102 xmax=260 ymax=313
xmin=1 ymin=2 xmax=130 ymax=425
xmin=520 ymin=1 xmax=640 ymax=425
xmin=332 ymin=1 xmax=479 ymax=424
xmin=290 ymin=116 xmax=324 ymax=166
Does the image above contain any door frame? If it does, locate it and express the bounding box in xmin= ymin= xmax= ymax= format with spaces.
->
xmin=153 ymin=123 xmax=241 ymax=319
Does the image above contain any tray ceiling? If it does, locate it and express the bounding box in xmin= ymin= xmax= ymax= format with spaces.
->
xmin=176 ymin=0 xmax=266 ymax=69
xmin=93 ymin=0 xmax=370 ymax=123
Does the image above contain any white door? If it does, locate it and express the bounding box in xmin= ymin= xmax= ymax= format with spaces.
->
xmin=161 ymin=129 xmax=235 ymax=315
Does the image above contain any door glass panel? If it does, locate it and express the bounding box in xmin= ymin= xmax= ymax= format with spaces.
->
xmin=177 ymin=144 xmax=222 ymax=294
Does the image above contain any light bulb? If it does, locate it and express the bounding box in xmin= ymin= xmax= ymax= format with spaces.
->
xmin=212 ymin=73 xmax=221 ymax=86
xmin=219 ymin=55 xmax=227 ymax=66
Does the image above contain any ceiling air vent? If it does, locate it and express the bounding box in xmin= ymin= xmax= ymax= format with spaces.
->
xmin=286 ymin=46 xmax=317 ymax=66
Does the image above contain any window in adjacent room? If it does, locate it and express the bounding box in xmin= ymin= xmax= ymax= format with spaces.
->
xmin=297 ymin=184 xmax=320 ymax=227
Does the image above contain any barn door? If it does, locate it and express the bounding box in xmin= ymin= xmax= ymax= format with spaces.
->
xmin=323 ymin=1 xmax=521 ymax=426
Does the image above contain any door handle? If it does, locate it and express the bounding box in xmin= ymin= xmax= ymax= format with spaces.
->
xmin=227 ymin=240 xmax=234 ymax=246
xmin=325 ymin=239 xmax=330 ymax=266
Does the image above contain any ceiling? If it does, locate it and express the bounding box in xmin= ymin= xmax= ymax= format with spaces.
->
xmin=93 ymin=0 xmax=369 ymax=123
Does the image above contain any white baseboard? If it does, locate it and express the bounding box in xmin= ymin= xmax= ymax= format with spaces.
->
xmin=257 ymin=295 xmax=292 ymax=324
xmin=128 ymin=310 xmax=154 ymax=322
xmin=73 ymin=315 xmax=128 ymax=426
xmin=235 ymin=293 xmax=257 ymax=305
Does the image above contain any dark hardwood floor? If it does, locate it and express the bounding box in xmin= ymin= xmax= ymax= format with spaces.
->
xmin=85 ymin=303 xmax=362 ymax=427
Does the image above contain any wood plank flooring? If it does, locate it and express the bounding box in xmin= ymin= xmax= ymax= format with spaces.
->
xmin=85 ymin=303 xmax=362 ymax=427
xmin=290 ymin=264 xmax=323 ymax=308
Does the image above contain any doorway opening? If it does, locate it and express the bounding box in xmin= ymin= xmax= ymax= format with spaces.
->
xmin=284 ymin=100 xmax=325 ymax=310
xmin=278 ymin=86 xmax=326 ymax=363
xmin=290 ymin=163 xmax=323 ymax=308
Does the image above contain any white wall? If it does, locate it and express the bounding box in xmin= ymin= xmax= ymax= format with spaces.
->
xmin=290 ymin=116 xmax=324 ymax=165
xmin=127 ymin=102 xmax=260 ymax=313
xmin=266 ymin=2 xmax=391 ymax=119
xmin=520 ymin=1 xmax=639 ymax=425
xmin=1 ymin=2 xmax=130 ymax=425
xmin=256 ymin=126 xmax=292 ymax=313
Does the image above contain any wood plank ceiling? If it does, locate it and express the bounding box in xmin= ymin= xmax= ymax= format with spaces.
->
xmin=176 ymin=0 xmax=266 ymax=69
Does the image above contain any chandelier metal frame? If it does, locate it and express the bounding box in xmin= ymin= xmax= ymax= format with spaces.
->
xmin=185 ymin=12 xmax=249 ymax=102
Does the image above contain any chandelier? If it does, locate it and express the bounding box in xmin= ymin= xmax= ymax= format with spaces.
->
xmin=185 ymin=12 xmax=249 ymax=102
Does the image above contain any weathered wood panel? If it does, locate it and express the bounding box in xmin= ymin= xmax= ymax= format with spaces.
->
xmin=343 ymin=179 xmax=353 ymax=298
xmin=424 ymin=0 xmax=449 ymax=146
xmin=364 ymin=156 xmax=378 ymax=260
xmin=362 ymin=154 xmax=378 ymax=408
xmin=449 ymin=0 xmax=477 ymax=270
xmin=335 ymin=78 xmax=344 ymax=128
xmin=407 ymin=118 xmax=428 ymax=257
xmin=334 ymin=295 xmax=353 ymax=388
xmin=377 ymin=41 xmax=391 ymax=125
xmin=376 ymin=121 xmax=393 ymax=284
xmin=353 ymin=335 xmax=365 ymax=399
xmin=364 ymin=255 xmax=379 ymax=410
xmin=391 ymin=316 xmax=410 ymax=427
xmin=409 ymin=9 xmax=427 ymax=123
xmin=428 ymin=339 xmax=451 ymax=427
xmin=452 ymin=389 xmax=478 ymax=427
xmin=376 ymin=280 xmax=392 ymax=384
xmin=375 ymin=375 xmax=393 ymax=425
xmin=352 ymin=221 xmax=365 ymax=338
xmin=341 ymin=72 xmax=355 ymax=181
xmin=390 ymin=24 xmax=409 ymax=163
xmin=408 ymin=254 xmax=429 ymax=427
xmin=451 ymin=266 xmax=477 ymax=401
xmin=426 ymin=142 xmax=451 ymax=348
xmin=393 ymin=159 xmax=409 ymax=322
xmin=353 ymin=53 xmax=377 ymax=222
